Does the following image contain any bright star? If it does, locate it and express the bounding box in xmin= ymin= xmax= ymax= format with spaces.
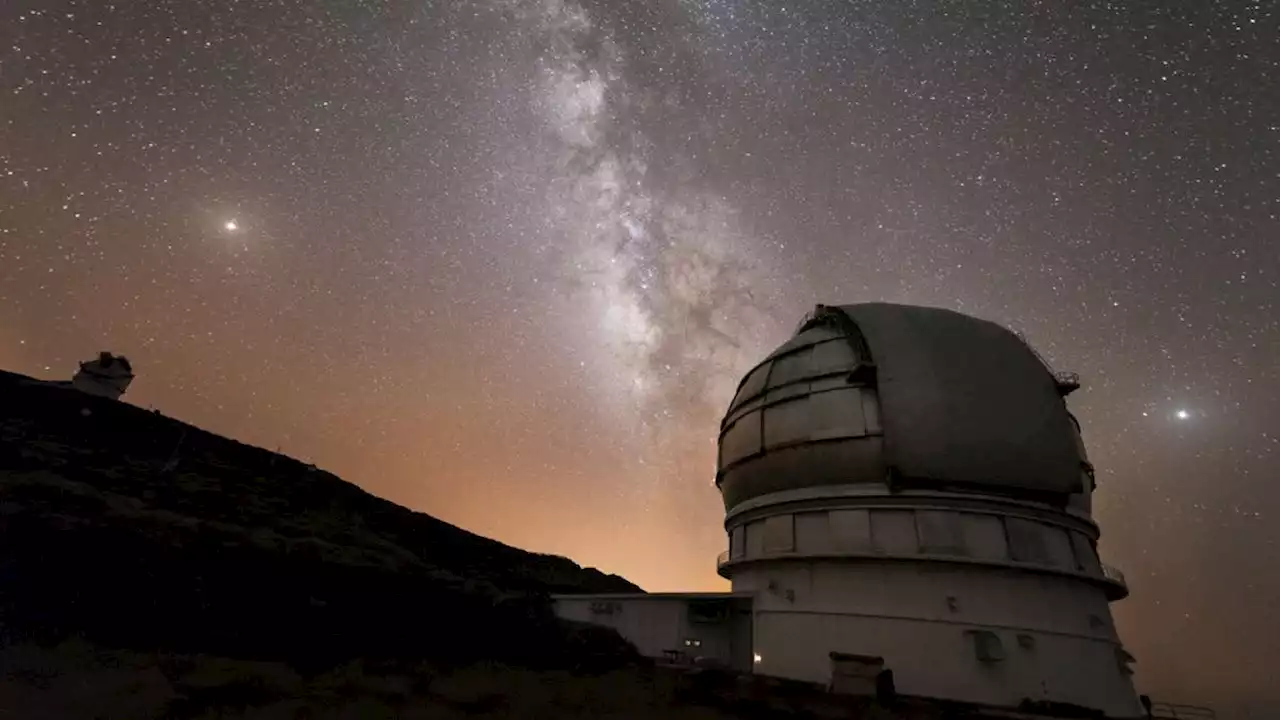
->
xmin=224 ymin=220 xmax=239 ymax=232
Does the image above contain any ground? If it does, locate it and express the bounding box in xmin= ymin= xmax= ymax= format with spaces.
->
xmin=2 ymin=639 xmax=962 ymax=719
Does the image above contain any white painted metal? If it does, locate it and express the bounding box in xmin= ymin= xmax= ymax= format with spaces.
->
xmin=719 ymin=488 xmax=1142 ymax=716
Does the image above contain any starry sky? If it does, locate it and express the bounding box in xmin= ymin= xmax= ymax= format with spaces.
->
xmin=2 ymin=0 xmax=1277 ymax=714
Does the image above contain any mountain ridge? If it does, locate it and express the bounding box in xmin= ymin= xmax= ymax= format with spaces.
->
xmin=0 ymin=367 xmax=639 ymax=669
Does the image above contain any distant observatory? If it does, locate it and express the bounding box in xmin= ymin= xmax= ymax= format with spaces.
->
xmin=72 ymin=351 xmax=134 ymax=400
xmin=555 ymin=302 xmax=1145 ymax=717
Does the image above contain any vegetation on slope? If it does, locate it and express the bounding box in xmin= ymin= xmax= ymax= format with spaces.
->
xmin=0 ymin=368 xmax=637 ymax=670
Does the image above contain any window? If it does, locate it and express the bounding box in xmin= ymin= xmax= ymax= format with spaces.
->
xmin=762 ymin=514 xmax=795 ymax=553
xmin=794 ymin=512 xmax=831 ymax=552
xmin=1006 ymin=517 xmax=1050 ymax=564
xmin=745 ymin=521 xmax=766 ymax=557
xmin=961 ymin=513 xmax=1008 ymax=560
xmin=830 ymin=509 xmax=872 ymax=552
xmin=871 ymin=510 xmax=918 ymax=554
xmin=918 ymin=511 xmax=966 ymax=556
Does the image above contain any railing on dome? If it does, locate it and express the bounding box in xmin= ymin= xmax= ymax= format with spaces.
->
xmin=795 ymin=304 xmax=874 ymax=366
xmin=794 ymin=304 xmax=831 ymax=335
xmin=1053 ymin=370 xmax=1081 ymax=394
xmin=1100 ymin=563 xmax=1127 ymax=587
xmin=1149 ymin=702 xmax=1217 ymax=719
xmin=1013 ymin=330 xmax=1080 ymax=396
xmin=722 ymin=549 xmax=1127 ymax=592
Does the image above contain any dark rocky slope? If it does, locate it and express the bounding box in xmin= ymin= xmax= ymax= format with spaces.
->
xmin=0 ymin=368 xmax=638 ymax=670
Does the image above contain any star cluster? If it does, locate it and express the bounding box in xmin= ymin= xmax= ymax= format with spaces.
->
xmin=1 ymin=1 xmax=1276 ymax=714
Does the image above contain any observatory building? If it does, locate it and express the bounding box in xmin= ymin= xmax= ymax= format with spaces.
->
xmin=553 ymin=302 xmax=1143 ymax=718
xmin=71 ymin=351 xmax=135 ymax=400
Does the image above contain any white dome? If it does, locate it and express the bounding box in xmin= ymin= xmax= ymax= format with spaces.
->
xmin=717 ymin=303 xmax=1091 ymax=511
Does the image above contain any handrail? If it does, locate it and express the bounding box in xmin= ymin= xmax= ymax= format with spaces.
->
xmin=1101 ymin=563 xmax=1126 ymax=586
xmin=1013 ymin=331 xmax=1080 ymax=395
xmin=1149 ymin=701 xmax=1216 ymax=719
xmin=717 ymin=549 xmax=1127 ymax=596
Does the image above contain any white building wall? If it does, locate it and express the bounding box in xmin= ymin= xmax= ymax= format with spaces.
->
xmin=734 ymin=561 xmax=1142 ymax=717
xmin=554 ymin=597 xmax=686 ymax=659
xmin=552 ymin=595 xmax=753 ymax=671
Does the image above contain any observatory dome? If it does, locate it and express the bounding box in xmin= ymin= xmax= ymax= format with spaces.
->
xmin=710 ymin=303 xmax=1138 ymax=716
xmin=717 ymin=303 xmax=1091 ymax=511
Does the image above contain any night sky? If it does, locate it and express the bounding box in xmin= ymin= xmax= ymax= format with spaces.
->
xmin=2 ymin=0 xmax=1277 ymax=714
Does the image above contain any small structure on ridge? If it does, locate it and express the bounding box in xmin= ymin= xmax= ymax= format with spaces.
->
xmin=72 ymin=351 xmax=135 ymax=400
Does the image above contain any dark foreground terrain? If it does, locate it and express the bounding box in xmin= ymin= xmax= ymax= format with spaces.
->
xmin=0 ymin=369 xmax=1001 ymax=718
xmin=3 ymin=638 xmax=978 ymax=720
xmin=0 ymin=370 xmax=644 ymax=711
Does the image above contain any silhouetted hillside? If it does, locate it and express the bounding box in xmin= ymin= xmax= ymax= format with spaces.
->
xmin=0 ymin=368 xmax=638 ymax=670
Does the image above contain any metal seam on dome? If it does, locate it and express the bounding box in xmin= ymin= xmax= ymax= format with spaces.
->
xmin=726 ymin=302 xmax=866 ymax=409
xmin=716 ymin=432 xmax=885 ymax=479
xmin=724 ymin=303 xmax=874 ymax=421
xmin=720 ymin=375 xmax=879 ymax=430
xmin=802 ymin=304 xmax=874 ymax=366
xmin=756 ymin=336 xmax=781 ymax=475
xmin=724 ymin=337 xmax=866 ymax=419
xmin=718 ymin=305 xmax=878 ymax=488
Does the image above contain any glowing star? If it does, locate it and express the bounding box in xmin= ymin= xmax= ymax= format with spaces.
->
xmin=224 ymin=220 xmax=239 ymax=232
xmin=1175 ymin=409 xmax=1190 ymax=420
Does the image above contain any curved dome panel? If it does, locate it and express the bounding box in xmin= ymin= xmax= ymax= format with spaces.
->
xmin=718 ymin=319 xmax=885 ymax=510
xmin=717 ymin=303 xmax=1086 ymax=510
